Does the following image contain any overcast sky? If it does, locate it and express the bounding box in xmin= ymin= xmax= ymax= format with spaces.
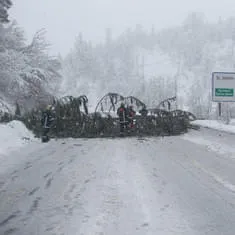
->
xmin=10 ymin=0 xmax=235 ymax=56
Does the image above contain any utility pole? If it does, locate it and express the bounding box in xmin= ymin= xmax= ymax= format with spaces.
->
xmin=218 ymin=102 xmax=222 ymax=117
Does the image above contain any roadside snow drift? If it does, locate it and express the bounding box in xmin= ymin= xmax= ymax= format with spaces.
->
xmin=192 ymin=119 xmax=235 ymax=134
xmin=0 ymin=120 xmax=35 ymax=155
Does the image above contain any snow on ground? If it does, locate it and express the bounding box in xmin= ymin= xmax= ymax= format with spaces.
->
xmin=0 ymin=120 xmax=37 ymax=156
xmin=191 ymin=119 xmax=235 ymax=134
xmin=182 ymin=131 xmax=235 ymax=156
xmin=0 ymin=121 xmax=42 ymax=174
xmin=1 ymin=118 xmax=235 ymax=234
xmin=182 ymin=119 xmax=235 ymax=157
xmin=1 ymin=134 xmax=235 ymax=234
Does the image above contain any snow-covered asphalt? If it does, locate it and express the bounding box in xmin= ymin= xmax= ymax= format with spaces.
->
xmin=1 ymin=128 xmax=235 ymax=235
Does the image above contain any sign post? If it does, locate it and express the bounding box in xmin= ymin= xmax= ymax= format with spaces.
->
xmin=218 ymin=102 xmax=222 ymax=117
xmin=212 ymin=72 xmax=235 ymax=122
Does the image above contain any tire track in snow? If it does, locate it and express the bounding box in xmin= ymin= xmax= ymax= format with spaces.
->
xmin=45 ymin=177 xmax=53 ymax=189
xmin=126 ymin=157 xmax=153 ymax=234
xmin=77 ymin=145 xmax=121 ymax=234
xmin=192 ymin=160 xmax=235 ymax=193
xmin=3 ymin=227 xmax=19 ymax=234
xmin=0 ymin=211 xmax=20 ymax=227
xmin=28 ymin=187 xmax=40 ymax=196
xmin=128 ymin=138 xmax=198 ymax=234
xmin=77 ymin=139 xmax=159 ymax=234
xmin=28 ymin=197 xmax=41 ymax=214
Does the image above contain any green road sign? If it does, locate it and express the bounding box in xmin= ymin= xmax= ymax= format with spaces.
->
xmin=215 ymin=88 xmax=234 ymax=97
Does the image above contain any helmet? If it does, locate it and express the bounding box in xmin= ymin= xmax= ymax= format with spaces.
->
xmin=46 ymin=105 xmax=52 ymax=110
xmin=120 ymin=103 xmax=125 ymax=107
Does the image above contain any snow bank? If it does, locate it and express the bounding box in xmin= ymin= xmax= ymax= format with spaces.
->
xmin=0 ymin=120 xmax=36 ymax=156
xmin=183 ymin=119 xmax=235 ymax=157
xmin=191 ymin=119 xmax=235 ymax=134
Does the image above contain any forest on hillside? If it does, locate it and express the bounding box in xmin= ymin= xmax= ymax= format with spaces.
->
xmin=1 ymin=1 xmax=235 ymax=119
xmin=61 ymin=12 xmax=235 ymax=118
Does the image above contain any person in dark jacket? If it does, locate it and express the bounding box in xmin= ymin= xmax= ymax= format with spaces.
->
xmin=117 ymin=103 xmax=128 ymax=134
xmin=127 ymin=105 xmax=136 ymax=129
xmin=41 ymin=105 xmax=55 ymax=142
xmin=139 ymin=106 xmax=148 ymax=117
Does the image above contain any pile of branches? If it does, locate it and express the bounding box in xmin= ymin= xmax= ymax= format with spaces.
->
xmin=19 ymin=93 xmax=197 ymax=138
xmin=95 ymin=93 xmax=146 ymax=113
xmin=21 ymin=95 xmax=89 ymax=137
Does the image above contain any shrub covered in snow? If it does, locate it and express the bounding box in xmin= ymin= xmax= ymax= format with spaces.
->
xmin=0 ymin=120 xmax=35 ymax=155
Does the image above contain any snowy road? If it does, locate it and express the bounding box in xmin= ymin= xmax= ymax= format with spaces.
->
xmin=1 ymin=129 xmax=235 ymax=234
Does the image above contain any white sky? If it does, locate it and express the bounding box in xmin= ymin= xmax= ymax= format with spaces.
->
xmin=10 ymin=0 xmax=235 ymax=56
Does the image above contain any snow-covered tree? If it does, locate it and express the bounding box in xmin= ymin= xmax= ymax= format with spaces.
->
xmin=60 ymin=12 xmax=235 ymax=117
xmin=0 ymin=0 xmax=12 ymax=23
xmin=0 ymin=21 xmax=62 ymax=112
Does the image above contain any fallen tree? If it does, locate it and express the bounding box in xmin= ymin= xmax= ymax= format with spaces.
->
xmin=20 ymin=93 xmax=197 ymax=138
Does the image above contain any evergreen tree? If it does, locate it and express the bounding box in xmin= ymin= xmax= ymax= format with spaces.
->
xmin=0 ymin=0 xmax=12 ymax=23
xmin=15 ymin=101 xmax=21 ymax=117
